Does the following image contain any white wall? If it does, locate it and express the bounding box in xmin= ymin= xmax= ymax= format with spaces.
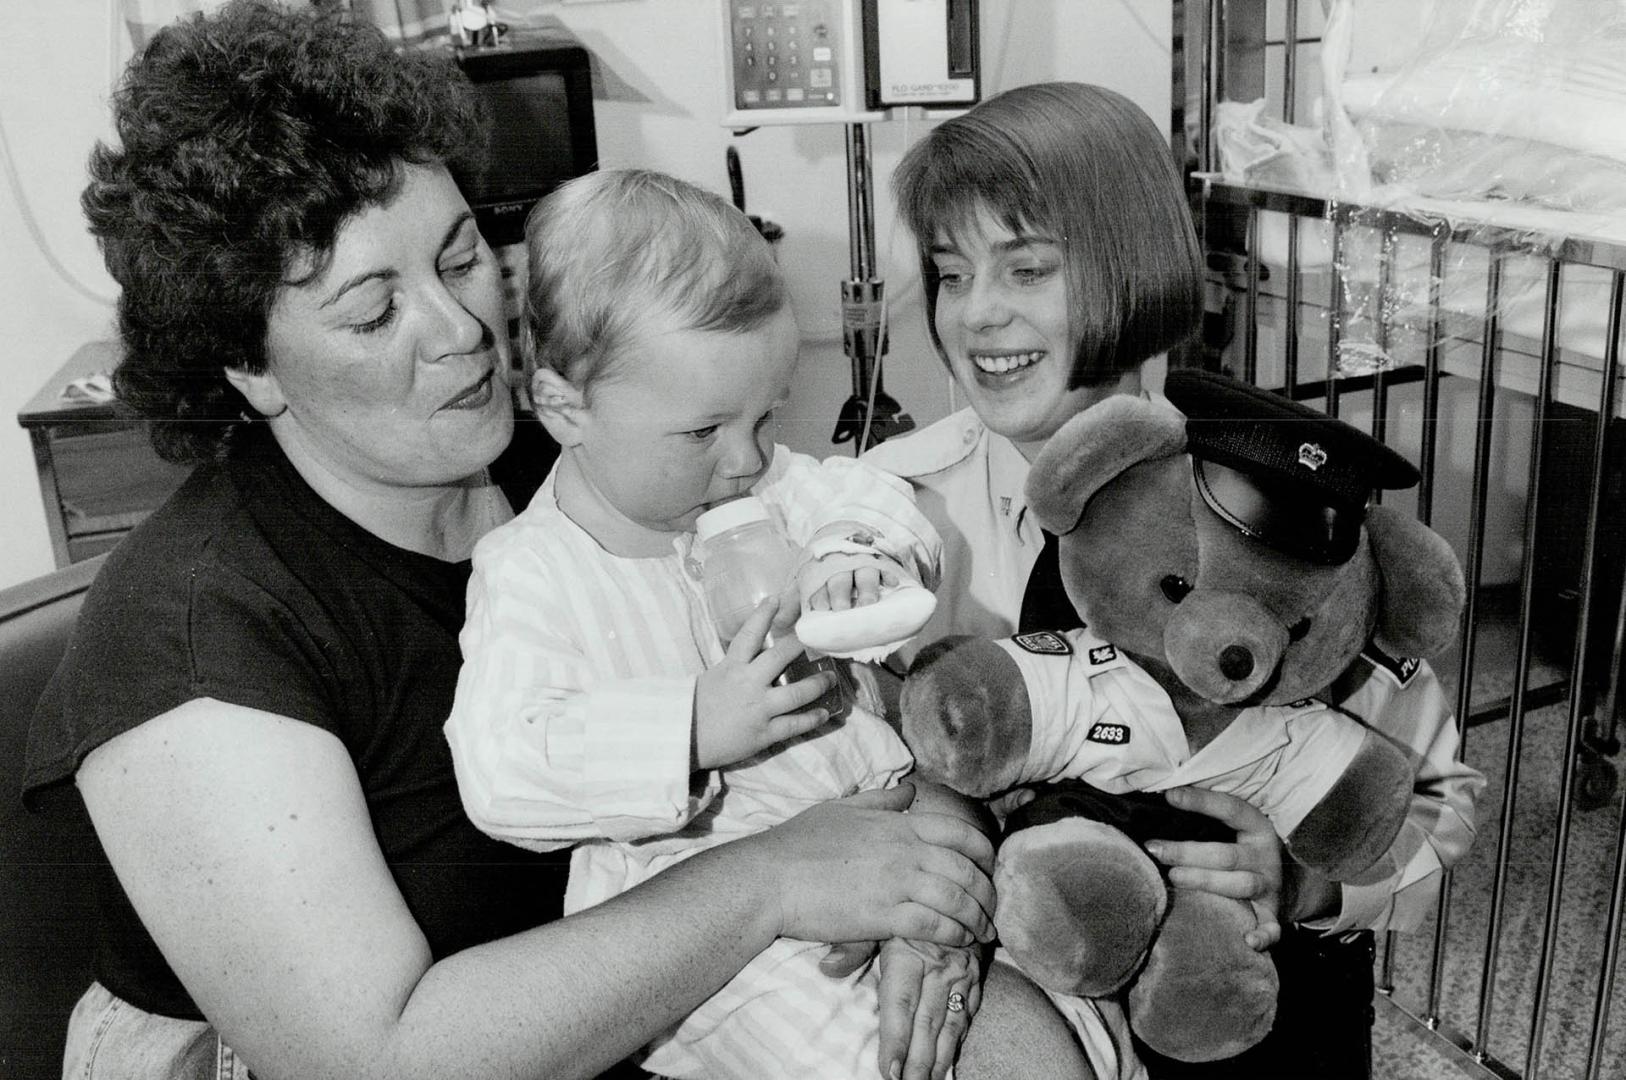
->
xmin=543 ymin=0 xmax=1173 ymax=456
xmin=0 ymin=4 xmax=125 ymax=588
xmin=0 ymin=0 xmax=1173 ymax=590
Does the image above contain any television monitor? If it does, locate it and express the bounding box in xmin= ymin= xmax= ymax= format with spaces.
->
xmin=451 ymin=35 xmax=597 ymax=424
xmin=454 ymin=36 xmax=599 ymax=249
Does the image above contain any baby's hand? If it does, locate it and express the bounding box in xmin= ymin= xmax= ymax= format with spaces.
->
xmin=693 ymin=596 xmax=835 ymax=770
xmin=877 ymin=937 xmax=983 ymax=1080
xmin=804 ymin=552 xmax=906 ymax=612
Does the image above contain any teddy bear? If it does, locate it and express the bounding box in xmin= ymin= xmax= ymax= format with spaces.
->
xmin=898 ymin=368 xmax=1466 ymax=1062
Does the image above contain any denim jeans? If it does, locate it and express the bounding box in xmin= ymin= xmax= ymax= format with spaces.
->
xmin=61 ymin=983 xmax=253 ymax=1080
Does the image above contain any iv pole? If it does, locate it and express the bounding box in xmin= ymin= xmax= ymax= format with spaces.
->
xmin=832 ymin=121 xmax=914 ymax=453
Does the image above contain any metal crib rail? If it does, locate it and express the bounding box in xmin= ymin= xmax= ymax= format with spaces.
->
xmin=1199 ymin=177 xmax=1626 ymax=1079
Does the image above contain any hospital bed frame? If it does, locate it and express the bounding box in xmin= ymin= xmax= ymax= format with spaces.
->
xmin=1177 ymin=3 xmax=1626 ymax=1077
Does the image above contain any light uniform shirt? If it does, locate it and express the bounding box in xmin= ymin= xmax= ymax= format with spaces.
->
xmin=997 ymin=627 xmax=1373 ymax=841
xmin=867 ymin=404 xmax=1484 ymax=935
xmin=993 ymin=628 xmax=1485 ymax=935
xmin=862 ymin=406 xmax=1041 ymax=659
xmin=1321 ymin=647 xmax=1486 ymax=933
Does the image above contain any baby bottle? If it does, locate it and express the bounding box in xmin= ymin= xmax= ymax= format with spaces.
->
xmin=696 ymin=496 xmax=854 ymax=722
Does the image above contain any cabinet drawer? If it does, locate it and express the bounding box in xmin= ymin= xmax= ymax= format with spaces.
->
xmin=45 ymin=424 xmax=191 ymax=535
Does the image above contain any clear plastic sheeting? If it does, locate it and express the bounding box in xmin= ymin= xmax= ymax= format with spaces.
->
xmin=1338 ymin=0 xmax=1626 ymax=216
xmin=1210 ymin=0 xmax=1626 ymax=380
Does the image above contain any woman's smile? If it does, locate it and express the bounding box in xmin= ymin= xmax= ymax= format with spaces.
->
xmin=969 ymin=349 xmax=1048 ymax=377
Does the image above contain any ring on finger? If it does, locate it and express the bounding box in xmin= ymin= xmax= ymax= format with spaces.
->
xmin=946 ymin=991 xmax=966 ymax=1013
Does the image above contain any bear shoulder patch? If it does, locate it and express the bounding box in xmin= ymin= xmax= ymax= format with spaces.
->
xmin=1012 ymin=631 xmax=1072 ymax=655
xmin=1362 ymin=642 xmax=1421 ymax=687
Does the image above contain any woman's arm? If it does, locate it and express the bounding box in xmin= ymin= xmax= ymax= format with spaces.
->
xmin=875 ymin=780 xmax=999 ymax=1080
xmin=79 ymin=700 xmax=995 ymax=1080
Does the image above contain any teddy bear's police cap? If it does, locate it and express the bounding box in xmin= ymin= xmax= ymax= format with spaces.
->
xmin=1165 ymin=369 xmax=1420 ymax=564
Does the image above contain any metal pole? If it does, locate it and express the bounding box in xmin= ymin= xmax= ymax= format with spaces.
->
xmin=1282 ymin=0 xmax=1299 ymax=124
xmin=1473 ymin=258 xmax=1561 ymax=1057
xmin=845 ymin=123 xmax=876 ymax=282
xmin=836 ymin=122 xmax=905 ymax=452
xmin=1432 ymin=250 xmax=1501 ymax=1027
xmin=842 ymin=122 xmax=884 ymax=406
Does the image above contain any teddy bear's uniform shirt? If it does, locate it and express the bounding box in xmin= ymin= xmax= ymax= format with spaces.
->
xmin=998 ymin=627 xmax=1485 ymax=935
xmin=1323 ymin=649 xmax=1486 ymax=932
xmin=998 ymin=628 xmax=1376 ymax=833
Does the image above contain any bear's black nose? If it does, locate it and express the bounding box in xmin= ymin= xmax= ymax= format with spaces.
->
xmin=1219 ymin=645 xmax=1254 ymax=681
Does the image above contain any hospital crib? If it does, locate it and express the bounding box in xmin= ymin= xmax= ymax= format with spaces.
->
xmin=1176 ymin=2 xmax=1626 ymax=1077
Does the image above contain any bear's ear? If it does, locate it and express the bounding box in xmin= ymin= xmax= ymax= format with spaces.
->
xmin=1027 ymin=395 xmax=1188 ymax=535
xmin=1367 ymin=505 xmax=1466 ymax=658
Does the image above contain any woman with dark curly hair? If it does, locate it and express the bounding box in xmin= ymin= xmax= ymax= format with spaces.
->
xmin=22 ymin=4 xmax=997 ymax=1078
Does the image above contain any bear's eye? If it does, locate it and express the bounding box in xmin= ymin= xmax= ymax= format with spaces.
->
xmin=1159 ymin=575 xmax=1192 ymax=603
xmin=1288 ymin=617 xmax=1312 ymax=642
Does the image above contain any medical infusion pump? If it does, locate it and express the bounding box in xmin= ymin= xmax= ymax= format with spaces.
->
xmin=720 ymin=0 xmax=979 ymax=127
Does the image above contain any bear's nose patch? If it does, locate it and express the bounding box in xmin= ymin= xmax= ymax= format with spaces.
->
xmin=1219 ymin=645 xmax=1254 ymax=681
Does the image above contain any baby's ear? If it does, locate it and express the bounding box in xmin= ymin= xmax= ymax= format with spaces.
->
xmin=530 ymin=367 xmax=586 ymax=447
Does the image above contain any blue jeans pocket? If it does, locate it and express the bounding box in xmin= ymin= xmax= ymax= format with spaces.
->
xmin=62 ymin=982 xmax=238 ymax=1080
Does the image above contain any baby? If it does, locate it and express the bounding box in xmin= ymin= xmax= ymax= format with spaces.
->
xmin=445 ymin=168 xmax=974 ymax=1080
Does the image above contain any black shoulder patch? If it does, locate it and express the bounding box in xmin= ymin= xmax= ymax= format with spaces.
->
xmin=1086 ymin=721 xmax=1131 ymax=745
xmin=1363 ymin=642 xmax=1421 ymax=687
xmin=1013 ymin=631 xmax=1071 ymax=655
xmin=1087 ymin=644 xmax=1119 ymax=666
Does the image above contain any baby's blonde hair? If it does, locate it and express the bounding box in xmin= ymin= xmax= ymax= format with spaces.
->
xmin=521 ymin=168 xmax=787 ymax=401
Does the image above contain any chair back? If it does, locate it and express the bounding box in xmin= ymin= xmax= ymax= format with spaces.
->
xmin=0 ymin=556 xmax=105 ymax=1080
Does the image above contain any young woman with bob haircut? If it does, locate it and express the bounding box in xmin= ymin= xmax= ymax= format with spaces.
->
xmin=869 ymin=81 xmax=1471 ymax=1080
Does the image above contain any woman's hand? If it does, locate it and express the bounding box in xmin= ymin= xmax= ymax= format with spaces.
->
xmin=744 ymin=783 xmax=997 ymax=949
xmin=1145 ymin=786 xmax=1284 ymax=951
xmin=877 ymin=938 xmax=985 ymax=1080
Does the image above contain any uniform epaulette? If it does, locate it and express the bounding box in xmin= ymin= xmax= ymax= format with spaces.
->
xmin=1361 ymin=642 xmax=1422 ymax=687
xmin=860 ymin=408 xmax=982 ymax=479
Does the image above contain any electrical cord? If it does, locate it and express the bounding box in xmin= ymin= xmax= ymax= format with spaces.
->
xmin=1115 ymin=0 xmax=1173 ymax=60
xmin=0 ymin=106 xmax=116 ymax=308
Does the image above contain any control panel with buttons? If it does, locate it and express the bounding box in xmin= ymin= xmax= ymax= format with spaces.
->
xmin=720 ymin=0 xmax=881 ymax=125
xmin=730 ymin=2 xmax=833 ymax=110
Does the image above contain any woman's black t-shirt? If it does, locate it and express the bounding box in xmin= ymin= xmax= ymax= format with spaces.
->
xmin=25 ymin=428 xmax=569 ymax=1020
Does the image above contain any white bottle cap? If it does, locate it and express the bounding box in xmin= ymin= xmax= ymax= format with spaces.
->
xmin=695 ymin=495 xmax=771 ymax=542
